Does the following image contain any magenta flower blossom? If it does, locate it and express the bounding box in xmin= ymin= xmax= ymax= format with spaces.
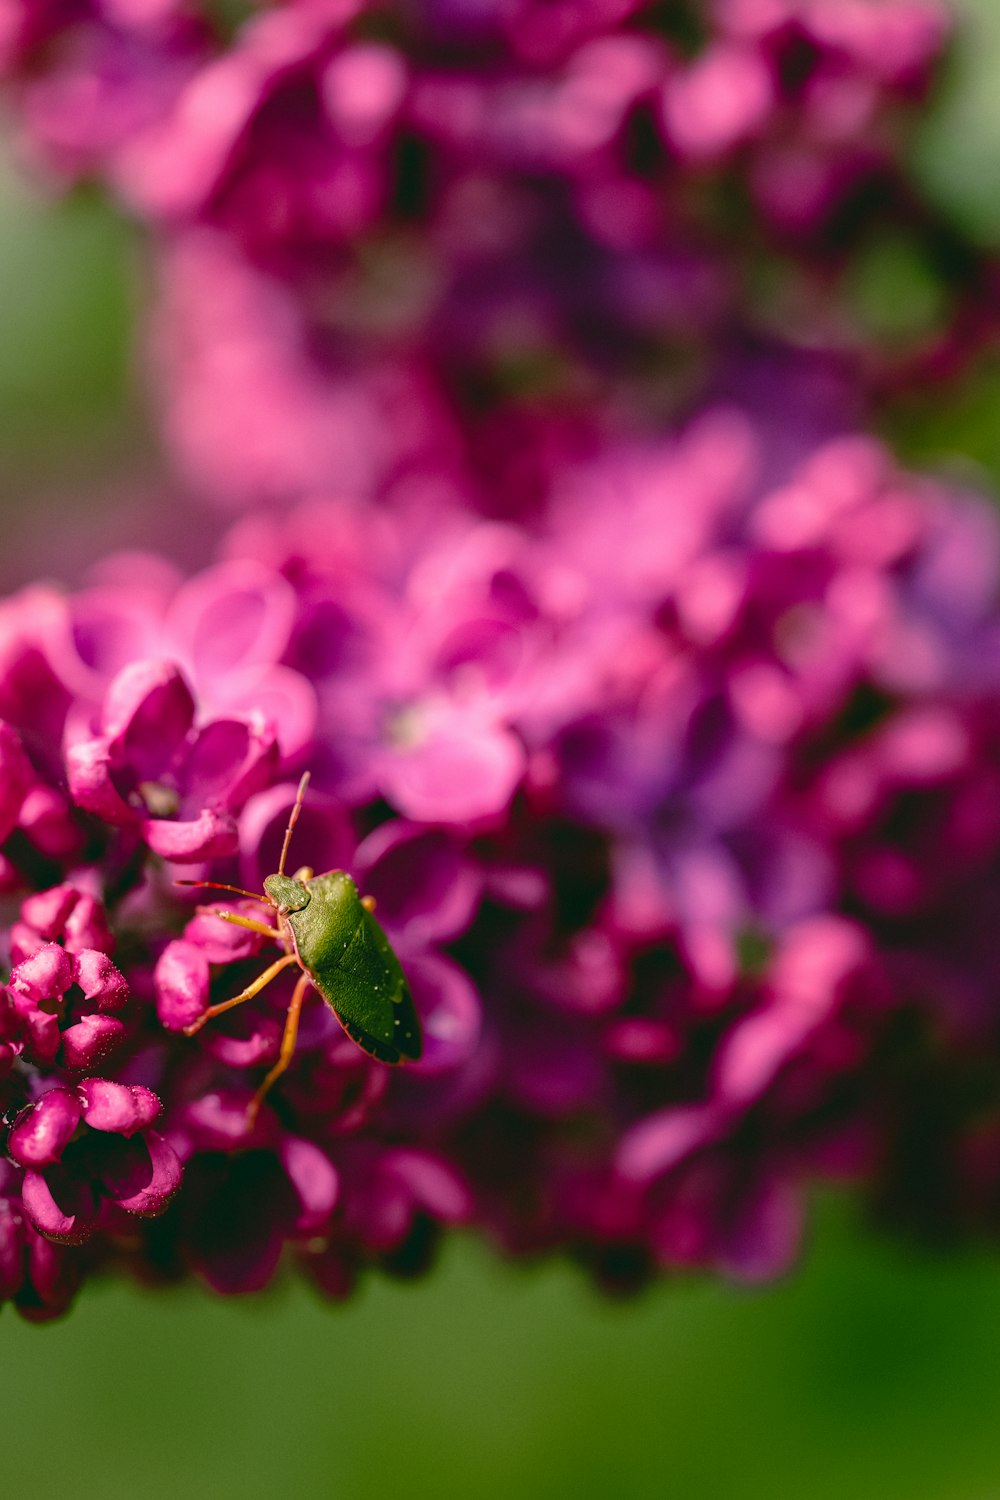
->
xmin=5 ymin=936 xmax=129 ymax=1072
xmin=8 ymin=1081 xmax=181 ymax=1244
xmin=65 ymin=657 xmax=279 ymax=861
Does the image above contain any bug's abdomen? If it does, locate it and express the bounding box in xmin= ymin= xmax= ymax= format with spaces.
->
xmin=291 ymin=874 xmax=422 ymax=1063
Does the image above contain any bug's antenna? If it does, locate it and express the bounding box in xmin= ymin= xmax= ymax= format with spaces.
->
xmin=175 ymin=880 xmax=263 ymax=900
xmin=278 ymin=772 xmax=311 ymax=878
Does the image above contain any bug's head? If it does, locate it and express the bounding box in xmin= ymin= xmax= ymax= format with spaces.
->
xmin=264 ymin=874 xmax=310 ymax=912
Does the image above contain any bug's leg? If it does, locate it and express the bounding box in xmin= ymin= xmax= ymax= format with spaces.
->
xmin=182 ymin=953 xmax=298 ymax=1036
xmin=246 ymin=969 xmax=312 ymax=1126
xmin=196 ymin=906 xmax=283 ymax=940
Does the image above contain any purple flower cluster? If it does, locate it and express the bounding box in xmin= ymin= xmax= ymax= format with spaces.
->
xmin=0 ymin=409 xmax=996 ymax=1315
xmin=0 ymin=0 xmax=961 ymax=506
xmin=0 ymin=883 xmax=182 ymax=1317
xmin=1 ymin=0 xmax=999 ymax=1322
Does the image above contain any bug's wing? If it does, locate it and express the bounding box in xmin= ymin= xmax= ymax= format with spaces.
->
xmin=312 ymin=908 xmax=423 ymax=1064
xmin=337 ymin=994 xmax=422 ymax=1065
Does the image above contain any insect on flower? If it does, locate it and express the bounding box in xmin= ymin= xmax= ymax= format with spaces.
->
xmin=179 ymin=773 xmax=422 ymax=1122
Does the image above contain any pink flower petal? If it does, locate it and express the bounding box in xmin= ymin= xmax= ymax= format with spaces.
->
xmin=277 ymin=1136 xmax=339 ymax=1234
xmin=73 ymin=949 xmax=129 ymax=1011
xmin=61 ymin=1015 xmax=128 ymax=1071
xmin=100 ymin=1131 xmax=183 ymax=1216
xmin=377 ymin=715 xmax=525 ymax=824
xmin=8 ymin=1090 xmax=82 ymax=1168
xmin=154 ymin=939 xmax=210 ymax=1031
xmin=141 ymin=806 xmax=239 ymax=862
xmin=79 ymin=1079 xmax=162 ymax=1135
xmin=10 ymin=944 xmax=74 ymax=1003
xmin=65 ymin=736 xmax=139 ymax=826
xmin=21 ymin=1167 xmax=99 ymax=1245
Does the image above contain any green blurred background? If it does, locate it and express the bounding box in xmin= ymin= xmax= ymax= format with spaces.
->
xmin=8 ymin=1199 xmax=1000 ymax=1500
xmin=4 ymin=3 xmax=1000 ymax=1496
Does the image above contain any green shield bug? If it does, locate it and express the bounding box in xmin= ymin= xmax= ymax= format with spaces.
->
xmin=179 ymin=773 xmax=422 ymax=1122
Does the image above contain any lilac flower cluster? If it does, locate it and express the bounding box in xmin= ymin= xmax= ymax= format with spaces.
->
xmin=0 ymin=409 xmax=996 ymax=1315
xmin=0 ymin=0 xmax=960 ymax=505
xmin=0 ymin=0 xmax=998 ymax=1322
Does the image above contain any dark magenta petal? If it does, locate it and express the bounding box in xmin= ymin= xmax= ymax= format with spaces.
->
xmin=141 ymin=806 xmax=239 ymax=862
xmin=182 ymin=1153 xmax=291 ymax=1295
xmin=7 ymin=1090 xmax=82 ymax=1168
xmin=298 ymin=1243 xmax=355 ymax=1302
xmin=718 ymin=1175 xmax=804 ymax=1284
xmin=173 ymin=1090 xmax=270 ymax=1152
xmin=344 ymin=1172 xmax=412 ymax=1253
xmin=0 ymin=719 xmax=33 ymax=842
xmin=526 ymin=926 xmax=627 ymax=1015
xmin=103 ymin=658 xmax=195 ymax=778
xmin=353 ymin=821 xmax=481 ymax=946
xmin=73 ymin=949 xmax=129 ymax=1011
xmin=21 ymin=1166 xmax=99 ymax=1245
xmin=8 ymin=921 xmax=45 ymax=964
xmin=65 ymin=736 xmax=139 ymax=826
xmin=154 ymin=940 xmax=210 ymax=1031
xmin=507 ymin=1023 xmax=606 ymax=1117
xmin=61 ymin=1015 xmax=128 ymax=1071
xmin=0 ymin=989 xmax=19 ymax=1044
xmin=63 ymin=893 xmax=115 ymax=955
xmin=648 ymin=1175 xmax=714 ymax=1270
xmin=17 ymin=784 xmax=83 ymax=861
xmin=19 ymin=884 xmax=77 ymax=940
xmin=12 ymin=1001 xmax=61 ymax=1067
xmin=10 ymin=943 xmax=74 ymax=1003
xmin=406 ymin=954 xmax=482 ymax=1074
xmin=616 ymin=1105 xmax=726 ymax=1186
xmin=277 ymin=1136 xmax=339 ymax=1234
xmin=386 ymin=1150 xmax=472 ymax=1223
xmin=18 ymin=1225 xmax=80 ymax=1321
xmin=180 ymin=716 xmax=279 ymax=812
xmin=604 ymin=1017 xmax=681 ymax=1066
xmin=203 ymin=1013 xmax=283 ymax=1070
xmin=78 ymin=1079 xmax=162 ymax=1135
xmin=0 ymin=1198 xmax=25 ymax=1299
xmin=183 ymin=904 xmax=267 ymax=963
xmin=193 ymin=1218 xmax=286 ymax=1294
xmin=99 ymin=1131 xmax=183 ymax=1216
